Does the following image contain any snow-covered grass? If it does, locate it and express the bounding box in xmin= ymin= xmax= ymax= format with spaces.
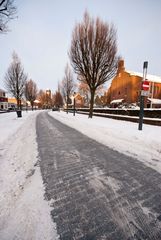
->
xmin=0 ymin=111 xmax=31 ymax=144
xmin=49 ymin=111 xmax=161 ymax=174
xmin=0 ymin=111 xmax=58 ymax=240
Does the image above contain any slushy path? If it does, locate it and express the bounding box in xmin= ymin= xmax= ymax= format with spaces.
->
xmin=36 ymin=111 xmax=161 ymax=240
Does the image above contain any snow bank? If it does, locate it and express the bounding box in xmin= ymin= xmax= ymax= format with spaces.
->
xmin=49 ymin=111 xmax=161 ymax=174
xmin=0 ymin=111 xmax=34 ymax=144
xmin=0 ymin=111 xmax=58 ymax=240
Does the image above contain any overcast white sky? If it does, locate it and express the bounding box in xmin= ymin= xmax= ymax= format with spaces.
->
xmin=0 ymin=0 xmax=161 ymax=93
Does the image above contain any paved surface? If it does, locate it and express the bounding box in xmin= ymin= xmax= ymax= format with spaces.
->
xmin=36 ymin=112 xmax=161 ymax=240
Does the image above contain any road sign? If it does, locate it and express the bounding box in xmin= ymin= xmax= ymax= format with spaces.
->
xmin=141 ymin=90 xmax=149 ymax=96
xmin=142 ymin=80 xmax=150 ymax=91
xmin=139 ymin=61 xmax=148 ymax=131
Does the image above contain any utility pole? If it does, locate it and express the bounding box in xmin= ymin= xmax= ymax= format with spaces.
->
xmin=138 ymin=61 xmax=148 ymax=131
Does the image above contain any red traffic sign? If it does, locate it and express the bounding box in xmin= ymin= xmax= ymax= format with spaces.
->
xmin=142 ymin=80 xmax=150 ymax=91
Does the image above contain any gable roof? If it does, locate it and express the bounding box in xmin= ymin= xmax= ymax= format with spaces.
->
xmin=127 ymin=71 xmax=161 ymax=83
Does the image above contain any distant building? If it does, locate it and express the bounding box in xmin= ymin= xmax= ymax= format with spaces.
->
xmin=7 ymin=98 xmax=27 ymax=110
xmin=74 ymin=93 xmax=84 ymax=107
xmin=8 ymin=98 xmax=17 ymax=109
xmin=106 ymin=60 xmax=161 ymax=108
xmin=71 ymin=93 xmax=84 ymax=108
xmin=45 ymin=89 xmax=52 ymax=109
xmin=0 ymin=89 xmax=8 ymax=110
xmin=46 ymin=89 xmax=51 ymax=99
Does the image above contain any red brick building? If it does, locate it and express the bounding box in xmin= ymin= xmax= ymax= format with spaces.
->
xmin=107 ymin=60 xmax=161 ymax=108
xmin=0 ymin=89 xmax=8 ymax=110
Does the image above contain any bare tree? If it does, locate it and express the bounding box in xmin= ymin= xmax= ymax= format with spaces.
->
xmin=61 ymin=64 xmax=75 ymax=113
xmin=4 ymin=52 xmax=27 ymax=109
xmin=78 ymin=82 xmax=104 ymax=107
xmin=78 ymin=82 xmax=90 ymax=106
xmin=25 ymin=79 xmax=38 ymax=110
xmin=0 ymin=0 xmax=16 ymax=33
xmin=69 ymin=12 xmax=119 ymax=118
xmin=53 ymin=91 xmax=63 ymax=108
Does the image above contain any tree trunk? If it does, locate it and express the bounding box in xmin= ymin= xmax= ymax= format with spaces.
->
xmin=20 ymin=99 xmax=22 ymax=110
xmin=89 ymin=89 xmax=95 ymax=118
xmin=16 ymin=98 xmax=19 ymax=109
xmin=31 ymin=101 xmax=34 ymax=111
xmin=17 ymin=98 xmax=20 ymax=109
xmin=66 ymin=96 xmax=68 ymax=114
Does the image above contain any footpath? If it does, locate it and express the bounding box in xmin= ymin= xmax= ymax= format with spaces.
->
xmin=36 ymin=111 xmax=161 ymax=240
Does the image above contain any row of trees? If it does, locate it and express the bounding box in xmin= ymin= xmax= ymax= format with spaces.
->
xmin=4 ymin=52 xmax=62 ymax=110
xmin=2 ymin=7 xmax=119 ymax=117
xmin=58 ymin=11 xmax=119 ymax=117
xmin=4 ymin=52 xmax=67 ymax=110
xmin=4 ymin=52 xmax=38 ymax=110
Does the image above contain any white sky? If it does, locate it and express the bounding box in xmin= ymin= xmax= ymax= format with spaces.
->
xmin=0 ymin=0 xmax=161 ymax=93
xmin=0 ymin=110 xmax=161 ymax=238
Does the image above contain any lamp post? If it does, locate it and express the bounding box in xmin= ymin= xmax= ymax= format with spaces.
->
xmin=138 ymin=61 xmax=148 ymax=130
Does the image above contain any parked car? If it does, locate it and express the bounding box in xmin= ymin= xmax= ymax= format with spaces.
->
xmin=52 ymin=107 xmax=59 ymax=111
xmin=7 ymin=107 xmax=15 ymax=112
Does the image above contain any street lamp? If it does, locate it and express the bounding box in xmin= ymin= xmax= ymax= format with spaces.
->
xmin=138 ymin=61 xmax=148 ymax=131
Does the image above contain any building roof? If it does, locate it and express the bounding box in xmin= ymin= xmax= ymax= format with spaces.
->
xmin=34 ymin=99 xmax=40 ymax=103
xmin=0 ymin=89 xmax=5 ymax=92
xmin=127 ymin=71 xmax=161 ymax=83
xmin=148 ymin=98 xmax=161 ymax=104
xmin=110 ymin=99 xmax=124 ymax=104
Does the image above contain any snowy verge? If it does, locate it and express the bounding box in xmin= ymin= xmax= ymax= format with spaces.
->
xmin=48 ymin=111 xmax=161 ymax=174
xmin=0 ymin=111 xmax=58 ymax=240
xmin=0 ymin=111 xmax=36 ymax=145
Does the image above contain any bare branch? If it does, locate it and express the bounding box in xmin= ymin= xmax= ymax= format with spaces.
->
xmin=0 ymin=0 xmax=17 ymax=33
xmin=4 ymin=52 xmax=27 ymax=109
xmin=53 ymin=91 xmax=63 ymax=108
xmin=61 ymin=64 xmax=75 ymax=105
xmin=25 ymin=79 xmax=38 ymax=110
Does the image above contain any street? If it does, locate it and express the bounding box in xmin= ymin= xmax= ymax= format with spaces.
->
xmin=36 ymin=112 xmax=161 ymax=240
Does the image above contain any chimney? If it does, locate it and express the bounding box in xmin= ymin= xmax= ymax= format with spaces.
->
xmin=117 ymin=59 xmax=125 ymax=73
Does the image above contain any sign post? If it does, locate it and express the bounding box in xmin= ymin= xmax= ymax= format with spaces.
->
xmin=138 ymin=61 xmax=148 ymax=130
